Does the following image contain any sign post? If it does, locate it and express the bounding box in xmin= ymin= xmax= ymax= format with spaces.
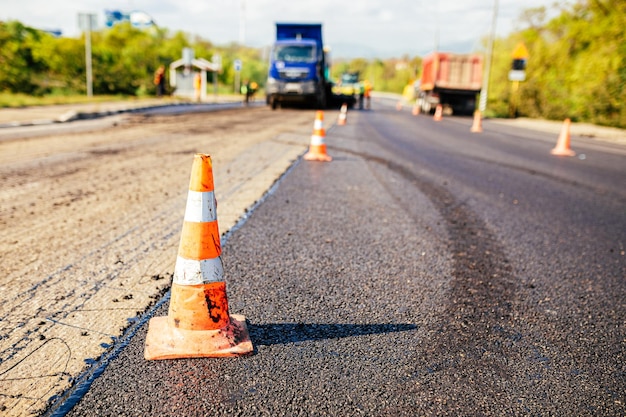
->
xmin=78 ymin=13 xmax=97 ymax=98
xmin=234 ymin=59 xmax=242 ymax=94
xmin=212 ymin=54 xmax=221 ymax=99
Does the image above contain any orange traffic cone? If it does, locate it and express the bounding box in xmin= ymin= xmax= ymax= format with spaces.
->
xmin=470 ymin=110 xmax=483 ymax=133
xmin=551 ymin=118 xmax=576 ymax=156
xmin=412 ymin=103 xmax=420 ymax=116
xmin=304 ymin=111 xmax=332 ymax=162
xmin=433 ymin=104 xmax=443 ymax=121
xmin=337 ymin=103 xmax=348 ymax=125
xmin=396 ymin=101 xmax=403 ymax=111
xmin=144 ymin=154 xmax=253 ymax=360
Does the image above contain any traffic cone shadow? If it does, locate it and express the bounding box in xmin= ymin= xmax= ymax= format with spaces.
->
xmin=144 ymin=154 xmax=253 ymax=360
xmin=304 ymin=111 xmax=332 ymax=162
xmin=550 ymin=118 xmax=576 ymax=156
xmin=470 ymin=110 xmax=483 ymax=133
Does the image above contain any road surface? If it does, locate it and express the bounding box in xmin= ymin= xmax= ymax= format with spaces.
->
xmin=0 ymin=99 xmax=624 ymax=416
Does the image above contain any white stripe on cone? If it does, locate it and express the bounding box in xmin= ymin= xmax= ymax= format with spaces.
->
xmin=174 ymin=255 xmax=225 ymax=285
xmin=310 ymin=134 xmax=325 ymax=146
xmin=184 ymin=190 xmax=217 ymax=223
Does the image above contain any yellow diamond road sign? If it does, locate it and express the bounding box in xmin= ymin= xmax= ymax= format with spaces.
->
xmin=512 ymin=42 xmax=529 ymax=59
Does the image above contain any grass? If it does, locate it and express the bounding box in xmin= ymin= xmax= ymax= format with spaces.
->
xmin=0 ymin=88 xmax=248 ymax=108
xmin=0 ymin=92 xmax=142 ymax=109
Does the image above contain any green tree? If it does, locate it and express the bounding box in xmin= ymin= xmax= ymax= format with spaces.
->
xmin=487 ymin=0 xmax=626 ymax=127
xmin=33 ymin=35 xmax=86 ymax=94
xmin=0 ymin=21 xmax=47 ymax=93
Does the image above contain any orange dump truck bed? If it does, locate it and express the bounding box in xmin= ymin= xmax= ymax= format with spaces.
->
xmin=420 ymin=52 xmax=483 ymax=92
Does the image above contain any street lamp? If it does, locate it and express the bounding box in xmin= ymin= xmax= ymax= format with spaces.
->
xmin=239 ymin=0 xmax=246 ymax=46
xmin=479 ymin=0 xmax=498 ymax=113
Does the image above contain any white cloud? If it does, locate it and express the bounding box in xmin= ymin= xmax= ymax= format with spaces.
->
xmin=378 ymin=10 xmax=394 ymax=22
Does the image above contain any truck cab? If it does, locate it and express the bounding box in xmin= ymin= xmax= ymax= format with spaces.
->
xmin=266 ymin=23 xmax=329 ymax=109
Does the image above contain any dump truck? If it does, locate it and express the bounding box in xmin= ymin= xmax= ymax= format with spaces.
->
xmin=416 ymin=52 xmax=483 ymax=115
xmin=266 ymin=23 xmax=331 ymax=110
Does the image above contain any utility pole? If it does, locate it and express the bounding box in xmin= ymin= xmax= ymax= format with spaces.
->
xmin=239 ymin=0 xmax=246 ymax=46
xmin=78 ymin=13 xmax=97 ymax=98
xmin=479 ymin=0 xmax=498 ymax=113
xmin=434 ymin=2 xmax=439 ymax=53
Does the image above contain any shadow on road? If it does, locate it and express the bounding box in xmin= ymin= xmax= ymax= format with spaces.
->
xmin=249 ymin=322 xmax=417 ymax=346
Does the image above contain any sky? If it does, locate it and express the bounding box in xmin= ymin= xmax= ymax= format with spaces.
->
xmin=2 ymin=0 xmax=572 ymax=58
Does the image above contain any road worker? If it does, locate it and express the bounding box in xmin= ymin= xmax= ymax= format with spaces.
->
xmin=363 ymin=79 xmax=373 ymax=109
xmin=194 ymin=72 xmax=202 ymax=102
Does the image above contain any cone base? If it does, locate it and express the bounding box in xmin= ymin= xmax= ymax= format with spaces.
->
xmin=550 ymin=148 xmax=576 ymax=157
xmin=303 ymin=152 xmax=332 ymax=162
xmin=471 ymin=127 xmax=482 ymax=133
xmin=303 ymin=146 xmax=332 ymax=162
xmin=144 ymin=314 xmax=253 ymax=360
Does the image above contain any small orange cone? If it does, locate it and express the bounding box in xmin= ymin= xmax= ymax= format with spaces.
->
xmin=433 ymin=104 xmax=443 ymax=121
xmin=337 ymin=103 xmax=348 ymax=125
xmin=470 ymin=110 xmax=483 ymax=133
xmin=304 ymin=111 xmax=332 ymax=162
xmin=396 ymin=101 xmax=403 ymax=111
xmin=144 ymin=154 xmax=253 ymax=360
xmin=412 ymin=103 xmax=420 ymax=116
xmin=551 ymin=118 xmax=576 ymax=156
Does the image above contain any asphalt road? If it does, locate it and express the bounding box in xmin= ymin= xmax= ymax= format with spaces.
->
xmin=49 ymin=100 xmax=625 ymax=416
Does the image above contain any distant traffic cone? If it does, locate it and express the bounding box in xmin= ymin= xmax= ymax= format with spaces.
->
xmin=412 ymin=103 xmax=420 ymax=116
xmin=304 ymin=111 xmax=332 ymax=162
xmin=550 ymin=118 xmax=576 ymax=156
xmin=433 ymin=104 xmax=443 ymax=121
xmin=144 ymin=154 xmax=253 ymax=360
xmin=470 ymin=110 xmax=483 ymax=133
xmin=337 ymin=103 xmax=348 ymax=125
xmin=396 ymin=101 xmax=403 ymax=111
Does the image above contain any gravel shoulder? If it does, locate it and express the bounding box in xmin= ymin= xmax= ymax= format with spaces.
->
xmin=489 ymin=117 xmax=626 ymax=145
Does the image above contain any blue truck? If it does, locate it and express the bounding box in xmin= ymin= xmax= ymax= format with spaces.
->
xmin=265 ymin=23 xmax=331 ymax=110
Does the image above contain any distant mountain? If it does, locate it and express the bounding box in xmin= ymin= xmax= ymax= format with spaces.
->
xmin=246 ymin=39 xmax=481 ymax=61
xmin=326 ymin=39 xmax=480 ymax=60
xmin=327 ymin=42 xmax=383 ymax=59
